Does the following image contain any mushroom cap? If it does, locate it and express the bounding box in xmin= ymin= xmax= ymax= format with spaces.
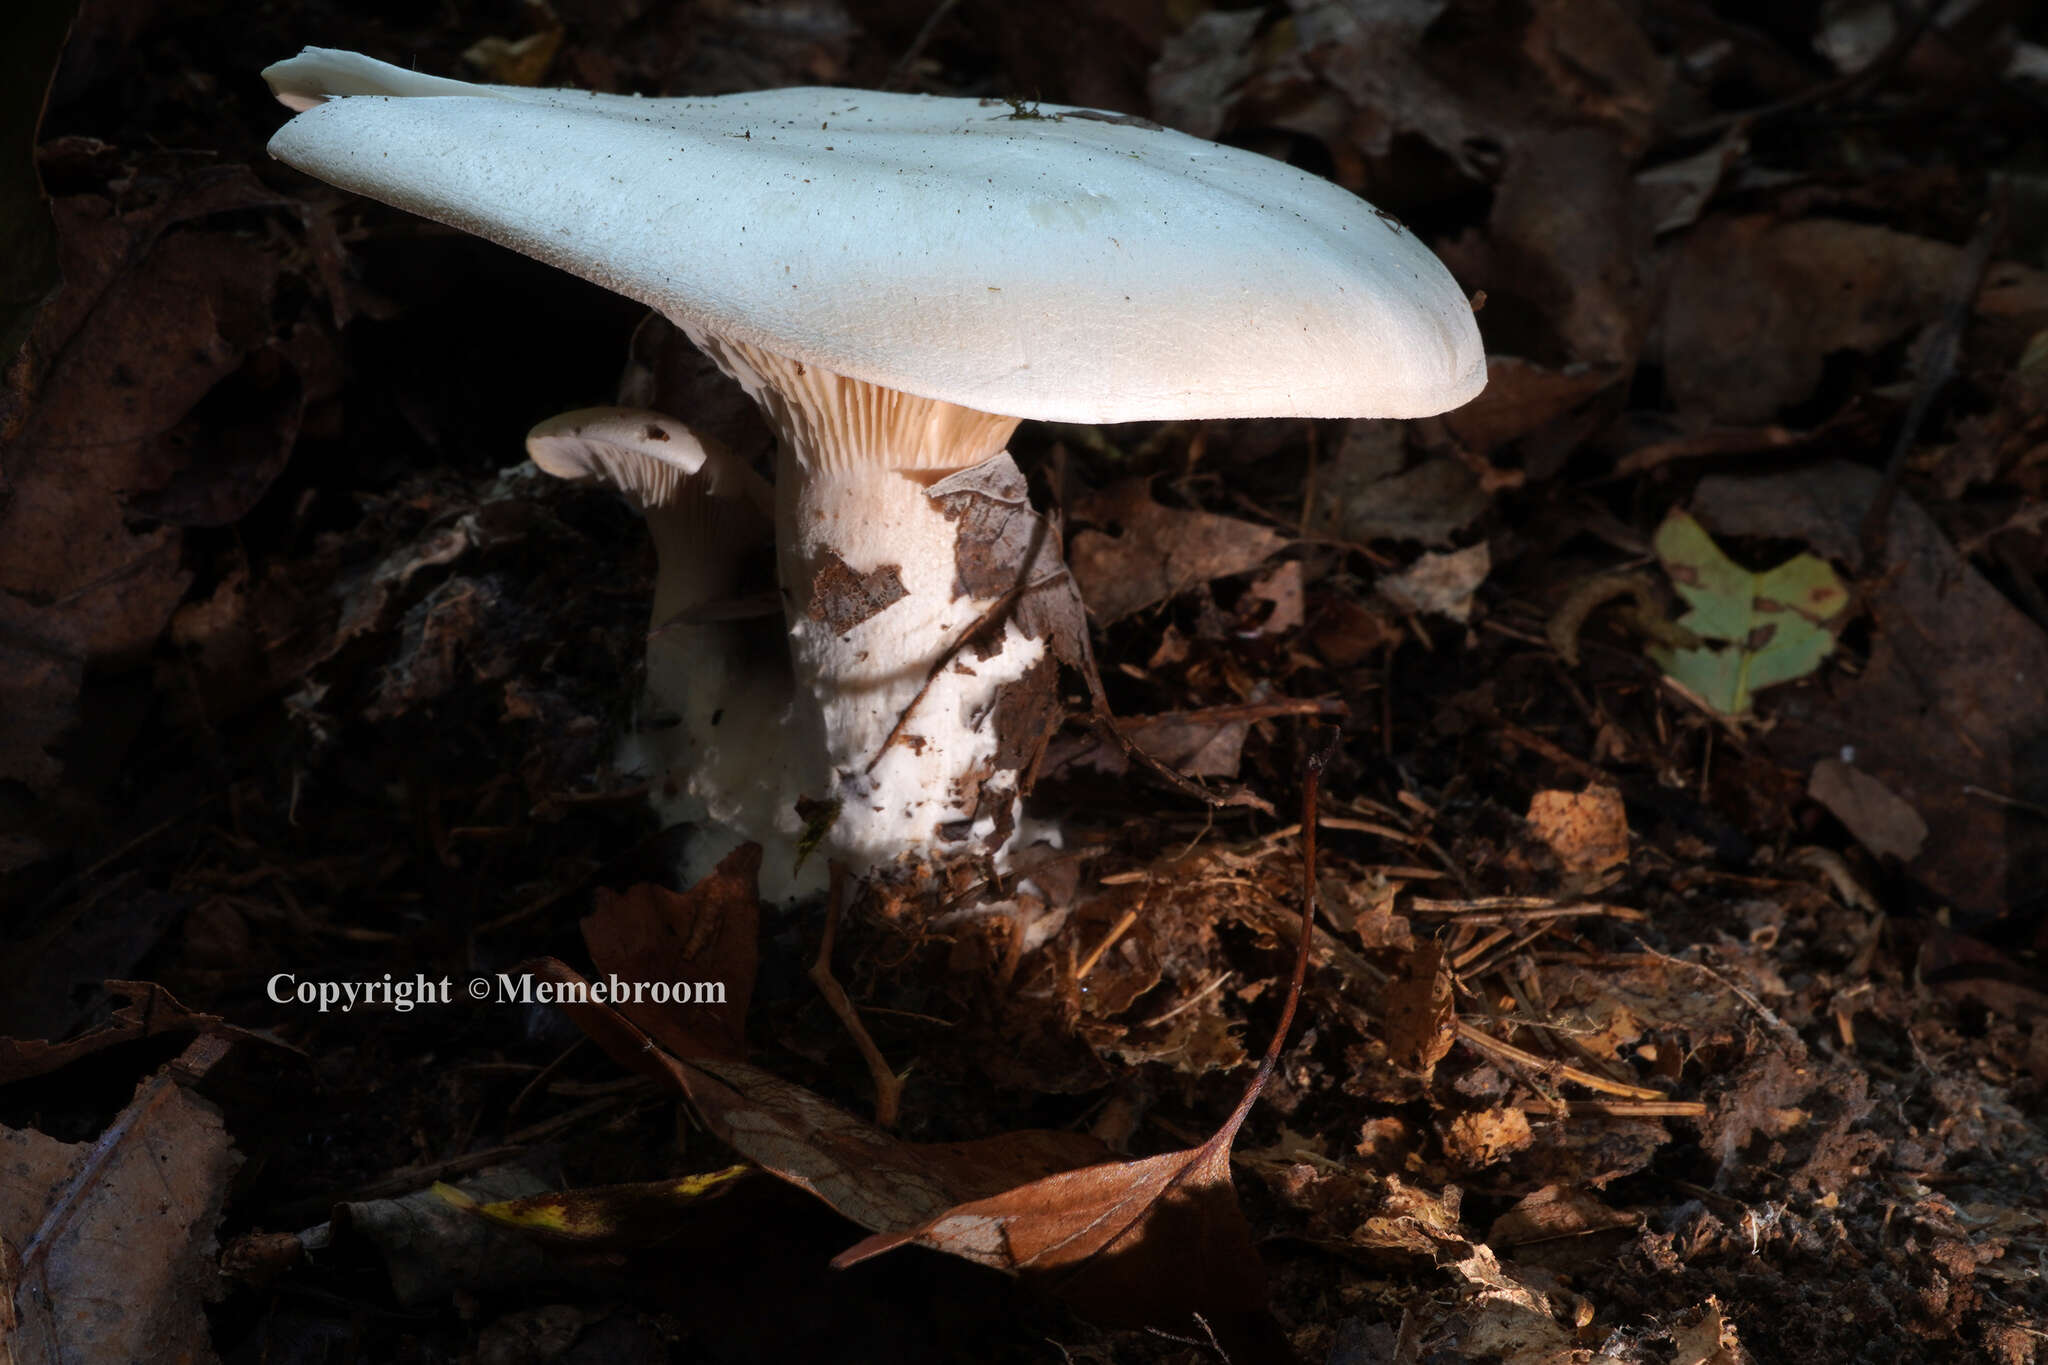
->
xmin=265 ymin=49 xmax=1485 ymax=424
xmin=526 ymin=407 xmax=769 ymax=513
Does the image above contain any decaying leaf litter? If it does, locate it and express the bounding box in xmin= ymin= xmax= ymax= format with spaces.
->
xmin=4 ymin=0 xmax=2047 ymax=1361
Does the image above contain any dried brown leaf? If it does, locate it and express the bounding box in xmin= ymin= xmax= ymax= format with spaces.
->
xmin=1 ymin=1042 xmax=239 ymax=1365
xmin=1662 ymin=217 xmax=2013 ymax=423
xmin=1441 ymin=1106 xmax=1535 ymax=1170
xmin=1323 ymin=420 xmax=1492 ymax=546
xmin=1806 ymin=759 xmax=1929 ymax=862
xmin=526 ymin=958 xmax=1107 ymax=1237
xmin=0 ymin=168 xmax=318 ymax=825
xmin=1377 ymin=543 xmax=1490 ymax=622
xmin=340 ymin=1167 xmax=553 ymax=1306
xmin=1670 ymin=1298 xmax=1748 ymax=1365
xmin=1483 ymin=128 xmax=1649 ymax=369
xmin=1381 ymin=941 xmax=1455 ymax=1077
xmin=1069 ymin=480 xmax=1287 ymax=622
xmin=580 ymin=847 xmax=761 ymax=1062
xmin=833 ymin=1138 xmax=1266 ymax=1327
xmin=1486 ymin=1184 xmax=1639 ymax=1247
xmin=1437 ymin=358 xmax=1620 ymax=456
xmin=1525 ymin=785 xmax=1631 ymax=879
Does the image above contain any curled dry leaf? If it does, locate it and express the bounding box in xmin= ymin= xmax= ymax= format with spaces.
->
xmin=833 ymin=1138 xmax=1270 ymax=1337
xmin=466 ymin=1166 xmax=752 ymax=1249
xmin=340 ymin=1167 xmax=552 ymax=1306
xmin=1242 ymin=558 xmax=1305 ymax=635
xmin=1440 ymin=1240 xmax=1588 ymax=1365
xmin=1440 ymin=1106 xmax=1535 ymax=1170
xmin=1486 ymin=1184 xmax=1639 ymax=1248
xmin=1636 ymin=128 xmax=1748 ymax=236
xmin=1670 ymin=1298 xmax=1748 ymax=1365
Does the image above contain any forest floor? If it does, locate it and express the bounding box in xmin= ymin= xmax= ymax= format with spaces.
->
xmin=4 ymin=1 xmax=2047 ymax=1362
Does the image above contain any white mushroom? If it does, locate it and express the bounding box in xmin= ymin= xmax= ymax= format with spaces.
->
xmin=263 ymin=49 xmax=1486 ymax=882
xmin=523 ymin=408 xmax=823 ymax=898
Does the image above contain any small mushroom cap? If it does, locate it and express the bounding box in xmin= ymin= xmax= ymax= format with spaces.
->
xmin=526 ymin=407 xmax=769 ymax=513
xmin=266 ymin=49 xmax=1484 ymax=423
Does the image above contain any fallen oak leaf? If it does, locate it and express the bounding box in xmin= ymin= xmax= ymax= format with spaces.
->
xmin=831 ymin=731 xmax=1343 ymax=1349
xmin=1647 ymin=509 xmax=1849 ymax=715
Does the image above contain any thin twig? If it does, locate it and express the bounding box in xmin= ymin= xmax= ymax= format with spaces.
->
xmin=1452 ymin=1021 xmax=1668 ymax=1101
xmin=1410 ymin=896 xmax=1645 ymax=920
xmin=508 ymin=1038 xmax=586 ymax=1118
xmin=1531 ymin=1099 xmax=1708 ymax=1119
xmin=883 ymin=0 xmax=963 ymax=91
xmin=808 ymin=861 xmax=905 ymax=1128
xmin=1860 ymin=194 xmax=2007 ymax=571
xmin=1075 ymin=907 xmax=1141 ymax=980
xmin=1678 ymin=0 xmax=1944 ymax=139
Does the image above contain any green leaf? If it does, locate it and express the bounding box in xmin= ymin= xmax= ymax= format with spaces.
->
xmin=1646 ymin=510 xmax=1848 ymax=715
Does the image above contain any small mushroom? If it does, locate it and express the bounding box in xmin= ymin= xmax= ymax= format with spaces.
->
xmin=263 ymin=49 xmax=1486 ymax=881
xmin=524 ymin=408 xmax=822 ymax=896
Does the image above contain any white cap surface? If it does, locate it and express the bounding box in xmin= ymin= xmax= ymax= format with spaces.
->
xmin=265 ymin=49 xmax=1484 ymax=423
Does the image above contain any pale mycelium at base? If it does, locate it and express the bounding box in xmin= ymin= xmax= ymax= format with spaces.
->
xmin=263 ymin=48 xmax=1486 ymax=897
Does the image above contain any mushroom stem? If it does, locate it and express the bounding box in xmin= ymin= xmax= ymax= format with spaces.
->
xmin=690 ymin=332 xmax=1075 ymax=877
